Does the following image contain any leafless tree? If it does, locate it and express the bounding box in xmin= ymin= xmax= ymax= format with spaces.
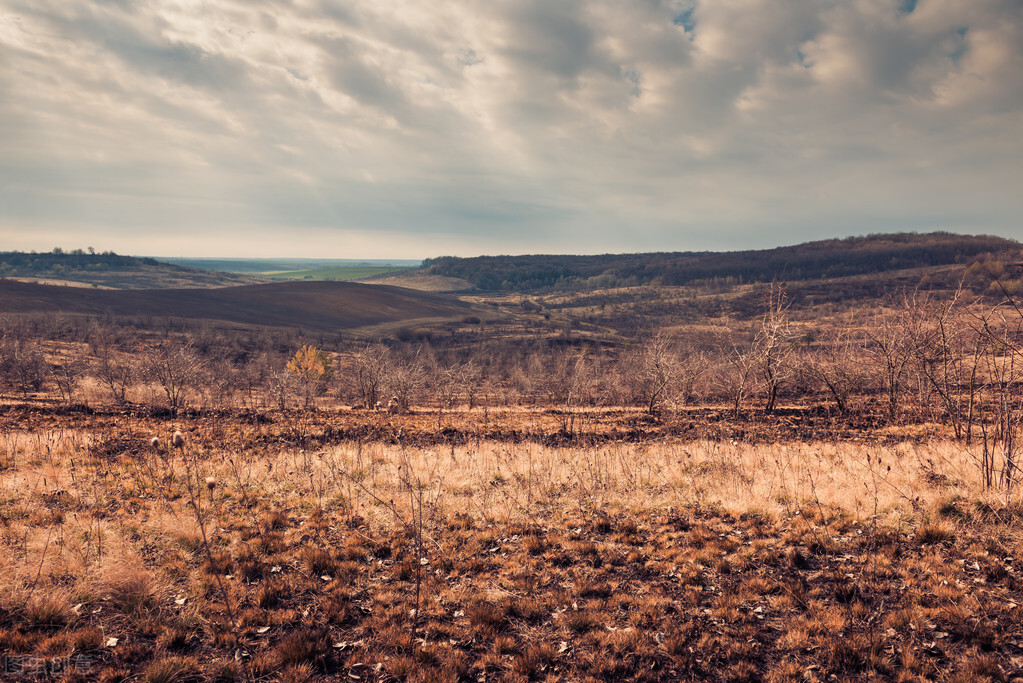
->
xmin=798 ymin=327 xmax=869 ymax=414
xmin=625 ymin=332 xmax=701 ymax=416
xmin=264 ymin=366 xmax=300 ymax=410
xmin=389 ymin=350 xmax=425 ymax=413
xmin=971 ymin=298 xmax=1023 ymax=493
xmin=435 ymin=359 xmax=483 ymax=410
xmin=0 ymin=334 xmax=47 ymax=397
xmin=753 ymin=286 xmax=798 ymax=413
xmin=864 ymin=292 xmax=934 ymax=421
xmin=49 ymin=357 xmax=85 ymax=405
xmin=913 ymin=288 xmax=984 ymax=440
xmin=346 ymin=344 xmax=392 ymax=409
xmin=721 ymin=331 xmax=760 ymax=418
xmin=143 ymin=342 xmax=206 ymax=413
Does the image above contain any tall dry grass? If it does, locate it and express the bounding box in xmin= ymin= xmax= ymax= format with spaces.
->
xmin=1 ymin=428 xmax=1014 ymax=593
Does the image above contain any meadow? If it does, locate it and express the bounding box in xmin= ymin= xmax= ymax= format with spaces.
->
xmin=258 ymin=267 xmax=408 ymax=282
xmin=1 ymin=402 xmax=1021 ymax=682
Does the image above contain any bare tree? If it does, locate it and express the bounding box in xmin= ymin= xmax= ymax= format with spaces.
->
xmin=626 ymin=332 xmax=700 ymax=416
xmin=264 ymin=366 xmax=300 ymax=410
xmin=92 ymin=341 xmax=135 ymax=406
xmin=435 ymin=359 xmax=483 ymax=410
xmin=864 ymin=292 xmax=933 ymax=421
xmin=344 ymin=344 xmax=392 ymax=408
xmin=753 ymin=286 xmax=798 ymax=413
xmin=798 ymin=327 xmax=868 ymax=414
xmin=0 ymin=335 xmax=47 ymax=398
xmin=389 ymin=350 xmax=425 ymax=413
xmin=722 ymin=334 xmax=760 ymax=418
xmin=971 ymin=300 xmax=1023 ymax=493
xmin=914 ymin=289 xmax=983 ymax=441
xmin=143 ymin=342 xmax=206 ymax=413
xmin=49 ymin=357 xmax=85 ymax=405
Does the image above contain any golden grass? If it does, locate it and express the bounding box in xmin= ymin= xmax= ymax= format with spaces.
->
xmin=1 ymin=421 xmax=1022 ymax=680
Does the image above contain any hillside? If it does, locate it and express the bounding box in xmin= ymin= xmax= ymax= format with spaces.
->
xmin=0 ymin=280 xmax=486 ymax=334
xmin=0 ymin=250 xmax=263 ymax=289
xmin=421 ymin=232 xmax=1020 ymax=292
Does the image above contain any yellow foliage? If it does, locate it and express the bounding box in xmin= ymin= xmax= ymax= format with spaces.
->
xmin=286 ymin=345 xmax=333 ymax=382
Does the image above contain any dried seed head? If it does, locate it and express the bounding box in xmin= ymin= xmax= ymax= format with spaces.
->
xmin=150 ymin=437 xmax=160 ymax=449
xmin=171 ymin=431 xmax=185 ymax=448
xmin=205 ymin=477 xmax=217 ymax=491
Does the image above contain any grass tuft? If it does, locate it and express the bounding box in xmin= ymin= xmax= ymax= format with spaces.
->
xmin=142 ymin=656 xmax=201 ymax=683
xmin=915 ymin=522 xmax=956 ymax=545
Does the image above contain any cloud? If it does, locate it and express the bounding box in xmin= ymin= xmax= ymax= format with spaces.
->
xmin=0 ymin=0 xmax=1021 ymax=257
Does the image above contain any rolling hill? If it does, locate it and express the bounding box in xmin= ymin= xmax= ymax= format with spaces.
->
xmin=420 ymin=232 xmax=1020 ymax=292
xmin=0 ymin=250 xmax=264 ymax=289
xmin=0 ymin=280 xmax=486 ymax=334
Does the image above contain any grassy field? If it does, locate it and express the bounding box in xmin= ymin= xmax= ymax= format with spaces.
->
xmin=1 ymin=404 xmax=1021 ymax=682
xmin=260 ymin=266 xmax=408 ymax=282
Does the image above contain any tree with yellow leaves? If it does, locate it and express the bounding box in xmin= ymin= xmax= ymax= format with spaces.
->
xmin=286 ymin=344 xmax=334 ymax=408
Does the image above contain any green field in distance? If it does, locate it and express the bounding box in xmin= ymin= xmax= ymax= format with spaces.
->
xmin=155 ymin=257 xmax=420 ymax=281
xmin=260 ymin=266 xmax=408 ymax=281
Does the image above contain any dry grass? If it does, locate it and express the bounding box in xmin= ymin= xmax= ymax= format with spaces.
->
xmin=0 ymin=410 xmax=1022 ymax=680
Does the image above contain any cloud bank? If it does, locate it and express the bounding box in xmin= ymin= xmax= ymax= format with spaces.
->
xmin=1 ymin=0 xmax=1021 ymax=257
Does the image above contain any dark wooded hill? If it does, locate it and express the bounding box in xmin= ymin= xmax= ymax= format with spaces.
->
xmin=0 ymin=250 xmax=263 ymax=289
xmin=421 ymin=232 xmax=1020 ymax=292
xmin=0 ymin=280 xmax=484 ymax=333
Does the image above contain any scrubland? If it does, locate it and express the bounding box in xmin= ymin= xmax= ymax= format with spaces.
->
xmin=1 ymin=406 xmax=1022 ymax=682
xmin=5 ymin=260 xmax=1023 ymax=680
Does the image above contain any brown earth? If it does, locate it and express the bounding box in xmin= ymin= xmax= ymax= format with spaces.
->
xmin=0 ymin=280 xmax=491 ymax=334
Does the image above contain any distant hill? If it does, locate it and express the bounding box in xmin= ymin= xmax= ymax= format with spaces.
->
xmin=421 ymin=232 xmax=1021 ymax=292
xmin=0 ymin=280 xmax=486 ymax=334
xmin=0 ymin=250 xmax=263 ymax=289
xmin=158 ymin=257 xmax=421 ymax=273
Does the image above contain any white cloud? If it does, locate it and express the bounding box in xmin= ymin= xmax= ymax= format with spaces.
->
xmin=0 ymin=0 xmax=1021 ymax=257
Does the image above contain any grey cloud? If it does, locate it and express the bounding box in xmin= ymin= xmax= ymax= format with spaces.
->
xmin=316 ymin=35 xmax=408 ymax=114
xmin=499 ymin=1 xmax=602 ymax=83
xmin=1 ymin=0 xmax=1021 ymax=257
xmin=17 ymin=2 xmax=251 ymax=93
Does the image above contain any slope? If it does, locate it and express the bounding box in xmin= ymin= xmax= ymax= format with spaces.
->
xmin=421 ymin=232 xmax=1020 ymax=292
xmin=0 ymin=280 xmax=484 ymax=333
xmin=0 ymin=251 xmax=264 ymax=289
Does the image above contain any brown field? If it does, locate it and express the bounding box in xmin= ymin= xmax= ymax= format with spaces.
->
xmin=2 ymin=402 xmax=1022 ymax=682
xmin=0 ymin=280 xmax=491 ymax=335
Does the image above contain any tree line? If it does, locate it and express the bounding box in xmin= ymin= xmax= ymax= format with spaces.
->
xmin=422 ymin=232 xmax=1018 ymax=291
xmin=3 ymin=285 xmax=1023 ymax=489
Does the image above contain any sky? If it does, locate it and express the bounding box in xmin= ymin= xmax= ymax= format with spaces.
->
xmin=1 ymin=0 xmax=1022 ymax=259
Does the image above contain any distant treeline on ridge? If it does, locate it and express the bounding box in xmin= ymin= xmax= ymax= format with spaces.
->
xmin=422 ymin=232 xmax=1020 ymax=291
xmin=0 ymin=249 xmax=158 ymax=275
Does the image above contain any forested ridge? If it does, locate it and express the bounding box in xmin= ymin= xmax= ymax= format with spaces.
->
xmin=0 ymin=249 xmax=166 ymax=275
xmin=423 ymin=232 xmax=1020 ymax=291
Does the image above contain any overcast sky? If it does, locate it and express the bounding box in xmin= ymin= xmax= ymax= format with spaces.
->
xmin=2 ymin=0 xmax=1021 ymax=258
